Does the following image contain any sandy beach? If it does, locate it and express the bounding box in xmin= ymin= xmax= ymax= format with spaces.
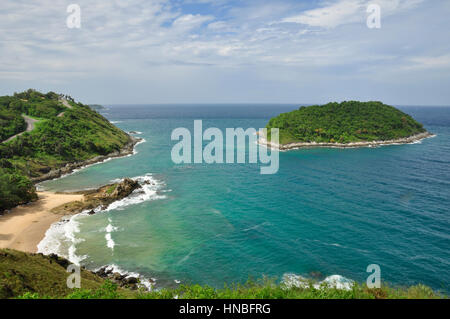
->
xmin=0 ymin=192 xmax=83 ymax=253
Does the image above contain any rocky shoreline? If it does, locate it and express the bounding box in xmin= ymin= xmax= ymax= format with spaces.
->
xmin=258 ymin=131 xmax=435 ymax=151
xmin=94 ymin=266 xmax=155 ymax=291
xmin=31 ymin=135 xmax=142 ymax=184
xmin=34 ymin=253 xmax=150 ymax=291
xmin=50 ymin=178 xmax=143 ymax=216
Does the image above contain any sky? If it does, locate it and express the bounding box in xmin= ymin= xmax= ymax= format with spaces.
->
xmin=0 ymin=0 xmax=449 ymax=105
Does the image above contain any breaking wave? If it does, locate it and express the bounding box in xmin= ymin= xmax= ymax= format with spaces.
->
xmin=282 ymin=273 xmax=354 ymax=290
xmin=37 ymin=173 xmax=168 ymax=267
xmin=94 ymin=264 xmax=155 ymax=291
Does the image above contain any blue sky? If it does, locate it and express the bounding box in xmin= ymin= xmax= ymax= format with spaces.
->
xmin=0 ymin=0 xmax=449 ymax=105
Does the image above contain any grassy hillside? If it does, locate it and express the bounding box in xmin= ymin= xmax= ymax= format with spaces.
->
xmin=0 ymin=89 xmax=132 ymax=212
xmin=0 ymin=249 xmax=443 ymax=299
xmin=266 ymin=101 xmax=427 ymax=144
xmin=0 ymin=249 xmax=105 ymax=298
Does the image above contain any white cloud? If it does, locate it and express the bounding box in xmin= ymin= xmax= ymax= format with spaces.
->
xmin=172 ymin=14 xmax=214 ymax=30
xmin=282 ymin=0 xmax=424 ymax=28
xmin=282 ymin=0 xmax=363 ymax=28
xmin=0 ymin=0 xmax=447 ymax=105
xmin=406 ymin=55 xmax=450 ymax=70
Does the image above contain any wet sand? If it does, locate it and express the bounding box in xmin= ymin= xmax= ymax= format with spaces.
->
xmin=0 ymin=192 xmax=83 ymax=253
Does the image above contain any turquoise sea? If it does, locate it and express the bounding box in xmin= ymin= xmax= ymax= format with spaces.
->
xmin=38 ymin=105 xmax=450 ymax=292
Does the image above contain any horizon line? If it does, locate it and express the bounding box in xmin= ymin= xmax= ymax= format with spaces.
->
xmin=93 ymin=102 xmax=450 ymax=107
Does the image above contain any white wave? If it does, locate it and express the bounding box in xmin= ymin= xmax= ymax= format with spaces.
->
xmin=105 ymin=233 xmax=115 ymax=250
xmin=96 ymin=264 xmax=155 ymax=291
xmin=282 ymin=273 xmax=354 ymax=290
xmin=102 ymin=174 xmax=168 ymax=212
xmin=105 ymin=218 xmax=119 ymax=251
xmin=37 ymin=213 xmax=88 ymax=266
xmin=132 ymin=138 xmax=146 ymax=155
xmin=111 ymin=121 xmax=123 ymax=124
xmin=37 ymin=173 xmax=167 ymax=277
xmin=129 ymin=131 xmax=143 ymax=135
xmin=105 ymin=223 xmax=119 ymax=233
xmin=320 ymin=275 xmax=354 ymax=290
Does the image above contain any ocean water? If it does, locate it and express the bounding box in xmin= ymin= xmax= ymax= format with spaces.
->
xmin=38 ymin=104 xmax=450 ymax=292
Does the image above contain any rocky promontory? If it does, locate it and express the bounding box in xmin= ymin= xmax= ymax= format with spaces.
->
xmin=51 ymin=178 xmax=141 ymax=216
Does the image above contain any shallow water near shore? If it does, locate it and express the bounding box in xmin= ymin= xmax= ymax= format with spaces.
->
xmin=39 ymin=105 xmax=450 ymax=292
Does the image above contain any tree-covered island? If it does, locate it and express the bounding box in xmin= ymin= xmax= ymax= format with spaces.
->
xmin=264 ymin=101 xmax=432 ymax=148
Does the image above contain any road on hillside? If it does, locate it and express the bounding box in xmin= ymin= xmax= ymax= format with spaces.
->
xmin=2 ymin=115 xmax=39 ymax=143
xmin=2 ymin=98 xmax=72 ymax=143
xmin=57 ymin=97 xmax=73 ymax=117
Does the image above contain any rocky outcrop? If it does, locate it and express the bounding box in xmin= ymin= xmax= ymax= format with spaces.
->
xmin=94 ymin=266 xmax=153 ymax=291
xmin=85 ymin=178 xmax=141 ymax=209
xmin=50 ymin=178 xmax=142 ymax=215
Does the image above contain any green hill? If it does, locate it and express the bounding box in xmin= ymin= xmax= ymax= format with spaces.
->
xmin=0 ymin=89 xmax=132 ymax=212
xmin=0 ymin=249 xmax=443 ymax=299
xmin=266 ymin=101 xmax=427 ymax=145
xmin=0 ymin=249 xmax=106 ymax=298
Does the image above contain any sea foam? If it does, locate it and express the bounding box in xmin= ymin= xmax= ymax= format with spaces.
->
xmin=37 ymin=212 xmax=89 ymax=266
xmin=102 ymin=174 xmax=167 ymax=212
xmin=94 ymin=264 xmax=155 ymax=291
xmin=37 ymin=173 xmax=167 ymax=266
xmin=282 ymin=273 xmax=354 ymax=290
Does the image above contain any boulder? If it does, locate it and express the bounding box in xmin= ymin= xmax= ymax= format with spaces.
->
xmin=110 ymin=178 xmax=141 ymax=199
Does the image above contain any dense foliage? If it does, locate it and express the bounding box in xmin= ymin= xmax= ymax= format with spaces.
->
xmin=0 ymin=89 xmax=131 ymax=212
xmin=266 ymin=101 xmax=426 ymax=144
xmin=0 ymin=164 xmax=37 ymax=212
xmin=0 ymin=108 xmax=25 ymax=141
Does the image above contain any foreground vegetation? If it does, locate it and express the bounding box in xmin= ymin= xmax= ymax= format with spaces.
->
xmin=266 ymin=101 xmax=427 ymax=144
xmin=0 ymin=89 xmax=131 ymax=212
xmin=1 ymin=249 xmax=444 ymax=299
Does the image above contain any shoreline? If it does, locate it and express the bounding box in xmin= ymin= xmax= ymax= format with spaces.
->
xmin=258 ymin=131 xmax=435 ymax=151
xmin=32 ymin=135 xmax=143 ymax=184
xmin=0 ymin=134 xmax=144 ymax=254
xmin=0 ymin=192 xmax=84 ymax=253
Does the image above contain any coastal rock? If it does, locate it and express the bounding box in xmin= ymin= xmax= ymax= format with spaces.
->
xmin=93 ymin=267 xmax=141 ymax=288
xmin=67 ymin=178 xmax=143 ymax=215
xmin=109 ymin=178 xmax=141 ymax=200
xmin=126 ymin=277 xmax=138 ymax=284
xmin=113 ymin=272 xmax=126 ymax=281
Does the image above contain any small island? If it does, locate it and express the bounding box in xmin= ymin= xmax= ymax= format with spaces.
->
xmin=262 ymin=101 xmax=433 ymax=150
